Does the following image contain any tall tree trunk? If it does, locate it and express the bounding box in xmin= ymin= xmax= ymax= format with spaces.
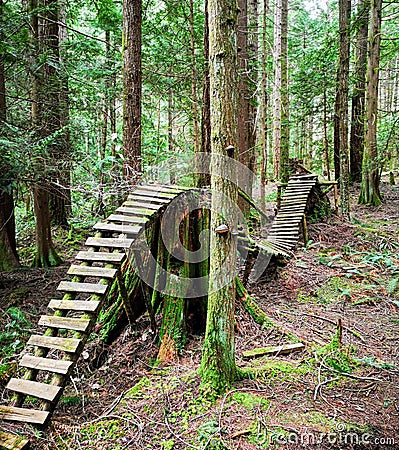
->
xmin=260 ymin=0 xmax=269 ymax=206
xmin=44 ymin=0 xmax=70 ymax=227
xmin=273 ymin=0 xmax=289 ymax=183
xmin=168 ymin=87 xmax=176 ymax=184
xmin=272 ymin=0 xmax=282 ymax=179
xmin=350 ymin=0 xmax=370 ymax=183
xmin=122 ymin=0 xmax=142 ymax=182
xmin=237 ymin=0 xmax=250 ymax=213
xmin=337 ymin=0 xmax=351 ymax=218
xmin=0 ymin=0 xmax=19 ymax=270
xmin=189 ymin=0 xmax=200 ymax=156
xmin=359 ymin=0 xmax=382 ymax=206
xmin=200 ymin=0 xmax=239 ymax=395
xmin=199 ymin=0 xmax=211 ymax=187
xmin=30 ymin=0 xmax=62 ymax=267
xmin=279 ymin=0 xmax=289 ymax=183
xmin=323 ymin=89 xmax=331 ymax=180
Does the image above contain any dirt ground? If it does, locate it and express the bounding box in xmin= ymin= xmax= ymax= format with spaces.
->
xmin=1 ymin=183 xmax=398 ymax=449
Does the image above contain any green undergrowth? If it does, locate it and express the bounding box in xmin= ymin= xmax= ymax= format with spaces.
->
xmin=0 ymin=307 xmax=32 ymax=382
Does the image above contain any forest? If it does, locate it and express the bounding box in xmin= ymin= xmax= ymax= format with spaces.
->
xmin=0 ymin=0 xmax=399 ymax=448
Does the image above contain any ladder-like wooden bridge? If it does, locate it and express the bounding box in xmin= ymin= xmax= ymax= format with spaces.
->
xmin=0 ymin=174 xmax=318 ymax=434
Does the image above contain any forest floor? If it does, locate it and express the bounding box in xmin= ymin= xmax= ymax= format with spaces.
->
xmin=1 ymin=183 xmax=399 ymax=449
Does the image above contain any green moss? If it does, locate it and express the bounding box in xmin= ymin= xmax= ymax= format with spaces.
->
xmin=80 ymin=419 xmax=125 ymax=447
xmin=244 ymin=360 xmax=313 ymax=382
xmin=231 ymin=392 xmax=270 ymax=411
xmin=125 ymin=377 xmax=151 ymax=399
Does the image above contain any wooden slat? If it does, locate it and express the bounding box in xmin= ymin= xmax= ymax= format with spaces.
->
xmin=19 ymin=355 xmax=73 ymax=375
xmin=48 ymin=299 xmax=101 ymax=312
xmin=132 ymin=189 xmax=176 ymax=198
xmin=115 ymin=206 xmax=155 ymax=216
xmin=7 ymin=378 xmax=61 ymax=402
xmin=75 ymin=251 xmax=125 ymax=264
xmin=85 ymin=237 xmax=134 ymax=249
xmin=135 ymin=185 xmax=188 ymax=194
xmin=243 ymin=343 xmax=305 ymax=358
xmin=106 ymin=214 xmax=148 ymax=224
xmin=27 ymin=335 xmax=81 ymax=353
xmin=93 ymin=222 xmax=141 ymax=235
xmin=0 ymin=406 xmax=50 ymax=425
xmin=57 ymin=281 xmax=108 ymax=295
xmin=38 ymin=316 xmax=91 ymax=333
xmin=67 ymin=265 xmax=117 ymax=279
xmin=0 ymin=431 xmax=29 ymax=450
xmin=122 ymin=201 xmax=162 ymax=210
xmin=127 ymin=194 xmax=170 ymax=203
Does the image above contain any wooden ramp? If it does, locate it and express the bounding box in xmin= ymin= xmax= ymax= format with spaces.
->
xmin=257 ymin=173 xmax=318 ymax=256
xmin=0 ymin=184 xmax=189 ymax=430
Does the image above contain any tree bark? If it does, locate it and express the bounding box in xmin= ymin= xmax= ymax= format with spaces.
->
xmin=122 ymin=0 xmax=142 ymax=182
xmin=273 ymin=0 xmax=289 ymax=183
xmin=0 ymin=0 xmax=19 ymax=270
xmin=350 ymin=0 xmax=370 ymax=183
xmin=200 ymin=0 xmax=239 ymax=395
xmin=359 ymin=0 xmax=382 ymax=206
xmin=30 ymin=0 xmax=62 ymax=267
xmin=199 ymin=0 xmax=211 ymax=187
xmin=336 ymin=0 xmax=351 ymax=218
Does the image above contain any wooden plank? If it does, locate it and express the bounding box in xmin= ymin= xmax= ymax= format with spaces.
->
xmin=122 ymin=201 xmax=162 ymax=210
xmin=27 ymin=335 xmax=81 ymax=353
xmin=67 ymin=265 xmax=117 ymax=279
xmin=257 ymin=242 xmax=289 ymax=257
xmin=132 ymin=189 xmax=176 ymax=198
xmin=0 ymin=431 xmax=29 ymax=450
xmin=7 ymin=378 xmax=61 ymax=402
xmin=127 ymin=194 xmax=170 ymax=203
xmin=19 ymin=355 xmax=73 ymax=375
xmin=57 ymin=281 xmax=108 ymax=295
xmin=38 ymin=316 xmax=91 ymax=333
xmin=93 ymin=222 xmax=141 ymax=235
xmin=115 ymin=206 xmax=154 ymax=216
xmin=75 ymin=251 xmax=125 ymax=264
xmin=106 ymin=214 xmax=148 ymax=224
xmin=48 ymin=299 xmax=101 ymax=313
xmin=135 ymin=185 xmax=188 ymax=194
xmin=242 ymin=343 xmax=305 ymax=358
xmin=0 ymin=406 xmax=49 ymax=425
xmin=85 ymin=237 xmax=134 ymax=249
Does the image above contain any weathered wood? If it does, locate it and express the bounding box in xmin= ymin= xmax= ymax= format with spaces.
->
xmin=241 ymin=336 xmax=304 ymax=360
xmin=0 ymin=406 xmax=49 ymax=425
xmin=106 ymin=214 xmax=148 ymax=224
xmin=57 ymin=281 xmax=108 ymax=295
xmin=122 ymin=201 xmax=160 ymax=209
xmin=0 ymin=430 xmax=29 ymax=450
xmin=38 ymin=316 xmax=91 ymax=333
xmin=27 ymin=335 xmax=81 ymax=353
xmin=7 ymin=379 xmax=61 ymax=402
xmin=19 ymin=355 xmax=73 ymax=375
xmin=93 ymin=222 xmax=141 ymax=235
xmin=48 ymin=299 xmax=101 ymax=312
xmin=127 ymin=194 xmax=170 ymax=204
xmin=85 ymin=237 xmax=134 ymax=249
xmin=67 ymin=265 xmax=117 ymax=279
xmin=132 ymin=189 xmax=176 ymax=198
xmin=258 ymin=241 xmax=289 ymax=257
xmin=134 ymin=184 xmax=188 ymax=194
xmin=75 ymin=251 xmax=125 ymax=264
xmin=115 ymin=206 xmax=154 ymax=216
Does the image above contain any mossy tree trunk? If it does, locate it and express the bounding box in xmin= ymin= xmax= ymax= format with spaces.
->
xmin=199 ymin=0 xmax=239 ymax=394
xmin=359 ymin=0 xmax=382 ymax=206
xmin=350 ymin=0 xmax=370 ymax=183
xmin=122 ymin=0 xmax=142 ymax=182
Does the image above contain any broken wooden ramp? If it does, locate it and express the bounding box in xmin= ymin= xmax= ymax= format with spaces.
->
xmin=0 ymin=184 xmax=190 ymax=431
